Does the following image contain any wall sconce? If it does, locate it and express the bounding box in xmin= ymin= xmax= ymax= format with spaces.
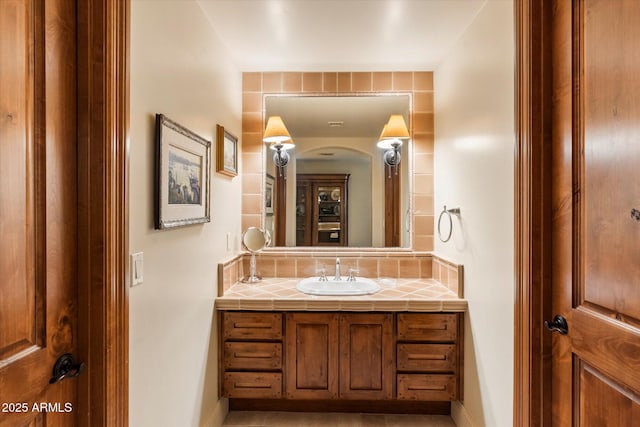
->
xmin=263 ymin=116 xmax=294 ymax=176
xmin=377 ymin=114 xmax=410 ymax=175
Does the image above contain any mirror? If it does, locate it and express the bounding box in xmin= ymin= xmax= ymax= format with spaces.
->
xmin=264 ymin=95 xmax=411 ymax=248
xmin=241 ymin=227 xmax=269 ymax=283
xmin=243 ymin=226 xmax=268 ymax=252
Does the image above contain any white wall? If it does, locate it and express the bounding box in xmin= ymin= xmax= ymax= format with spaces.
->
xmin=434 ymin=2 xmax=514 ymax=427
xmin=130 ymin=2 xmax=241 ymax=426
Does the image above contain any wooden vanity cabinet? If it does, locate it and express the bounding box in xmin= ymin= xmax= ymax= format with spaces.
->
xmin=220 ymin=311 xmax=462 ymax=404
xmin=284 ymin=313 xmax=394 ymax=400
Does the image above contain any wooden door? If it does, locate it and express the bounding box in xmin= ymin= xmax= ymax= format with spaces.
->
xmin=0 ymin=0 xmax=78 ymax=425
xmin=285 ymin=313 xmax=339 ymax=399
xmin=551 ymin=1 xmax=640 ymax=424
xmin=339 ymin=314 xmax=393 ymax=400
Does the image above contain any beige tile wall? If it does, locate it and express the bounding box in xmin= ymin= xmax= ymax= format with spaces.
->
xmin=432 ymin=256 xmax=464 ymax=297
xmin=218 ymin=255 xmax=244 ymax=296
xmin=241 ymin=71 xmax=435 ymax=251
xmin=245 ymin=252 xmax=434 ymax=281
xmin=218 ymin=252 xmax=464 ymax=298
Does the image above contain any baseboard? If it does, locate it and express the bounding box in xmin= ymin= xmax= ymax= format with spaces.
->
xmin=205 ymin=397 xmax=229 ymax=427
xmin=451 ymin=401 xmax=475 ymax=427
xmin=229 ymin=399 xmax=450 ymax=415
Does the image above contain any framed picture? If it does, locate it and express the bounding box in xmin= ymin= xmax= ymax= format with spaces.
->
xmin=265 ymin=174 xmax=274 ymax=215
xmin=216 ymin=124 xmax=238 ymax=177
xmin=154 ymin=114 xmax=211 ymax=229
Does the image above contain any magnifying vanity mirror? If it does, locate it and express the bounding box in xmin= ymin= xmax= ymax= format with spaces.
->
xmin=264 ymin=94 xmax=412 ymax=248
xmin=241 ymin=227 xmax=270 ymax=283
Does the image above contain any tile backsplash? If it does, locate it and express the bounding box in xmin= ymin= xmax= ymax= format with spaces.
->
xmin=218 ymin=252 xmax=463 ymax=298
xmin=432 ymin=256 xmax=464 ymax=297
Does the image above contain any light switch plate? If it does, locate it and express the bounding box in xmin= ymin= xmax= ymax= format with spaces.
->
xmin=131 ymin=252 xmax=144 ymax=286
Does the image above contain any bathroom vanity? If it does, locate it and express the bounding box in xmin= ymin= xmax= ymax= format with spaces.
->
xmin=216 ymin=275 xmax=466 ymax=413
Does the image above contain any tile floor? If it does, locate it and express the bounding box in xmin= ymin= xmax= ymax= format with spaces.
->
xmin=222 ymin=411 xmax=456 ymax=427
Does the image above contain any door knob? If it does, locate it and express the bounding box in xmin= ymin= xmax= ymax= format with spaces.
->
xmin=544 ymin=315 xmax=568 ymax=335
xmin=49 ymin=353 xmax=86 ymax=384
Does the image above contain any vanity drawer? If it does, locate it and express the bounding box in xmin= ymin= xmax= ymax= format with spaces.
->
xmin=224 ymin=342 xmax=282 ymax=371
xmin=397 ymin=374 xmax=457 ymax=401
xmin=397 ymin=343 xmax=456 ymax=373
xmin=223 ymin=372 xmax=282 ymax=398
xmin=223 ymin=312 xmax=282 ymax=340
xmin=397 ymin=313 xmax=457 ymax=342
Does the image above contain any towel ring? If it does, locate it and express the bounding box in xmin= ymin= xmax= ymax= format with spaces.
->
xmin=437 ymin=205 xmax=461 ymax=243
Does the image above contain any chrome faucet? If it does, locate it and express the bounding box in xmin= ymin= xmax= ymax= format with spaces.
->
xmin=334 ymin=257 xmax=341 ymax=281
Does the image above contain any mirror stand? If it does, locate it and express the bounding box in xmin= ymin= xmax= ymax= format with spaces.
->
xmin=242 ymin=252 xmax=261 ymax=283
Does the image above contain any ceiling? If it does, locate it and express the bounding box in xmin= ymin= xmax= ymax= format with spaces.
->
xmin=197 ymin=0 xmax=488 ymax=139
xmin=197 ymin=0 xmax=488 ymax=71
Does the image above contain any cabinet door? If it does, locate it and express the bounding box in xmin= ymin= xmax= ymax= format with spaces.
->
xmin=295 ymin=181 xmax=311 ymax=246
xmin=285 ymin=313 xmax=339 ymax=399
xmin=339 ymin=313 xmax=394 ymax=399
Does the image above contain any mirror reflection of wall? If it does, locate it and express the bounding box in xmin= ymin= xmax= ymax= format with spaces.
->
xmin=264 ymin=95 xmax=411 ymax=248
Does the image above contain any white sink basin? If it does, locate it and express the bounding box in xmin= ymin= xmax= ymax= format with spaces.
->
xmin=296 ymin=277 xmax=380 ymax=296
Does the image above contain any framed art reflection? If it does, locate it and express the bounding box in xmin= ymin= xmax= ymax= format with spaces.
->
xmin=265 ymin=174 xmax=274 ymax=215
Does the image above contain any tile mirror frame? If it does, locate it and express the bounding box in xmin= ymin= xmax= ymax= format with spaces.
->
xmin=241 ymin=71 xmax=435 ymax=252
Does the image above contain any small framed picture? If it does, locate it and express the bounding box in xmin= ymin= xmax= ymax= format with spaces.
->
xmin=154 ymin=114 xmax=211 ymax=229
xmin=216 ymin=124 xmax=238 ymax=177
xmin=265 ymin=174 xmax=274 ymax=215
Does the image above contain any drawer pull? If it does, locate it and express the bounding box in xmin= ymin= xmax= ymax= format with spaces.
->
xmin=408 ymin=385 xmax=447 ymax=391
xmin=408 ymin=324 xmax=447 ymax=331
xmin=233 ymin=322 xmax=272 ymax=329
xmin=407 ymin=354 xmax=447 ymax=361
xmin=234 ymin=382 xmax=272 ymax=389
xmin=233 ymin=352 xmax=273 ymax=359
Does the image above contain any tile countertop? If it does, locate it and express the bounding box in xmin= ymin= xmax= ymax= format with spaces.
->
xmin=215 ymin=277 xmax=467 ymax=312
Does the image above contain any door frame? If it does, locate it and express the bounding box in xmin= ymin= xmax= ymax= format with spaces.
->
xmin=84 ymin=0 xmax=550 ymax=425
xmin=514 ymin=0 xmax=553 ymax=426
xmin=76 ymin=0 xmax=130 ymax=425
